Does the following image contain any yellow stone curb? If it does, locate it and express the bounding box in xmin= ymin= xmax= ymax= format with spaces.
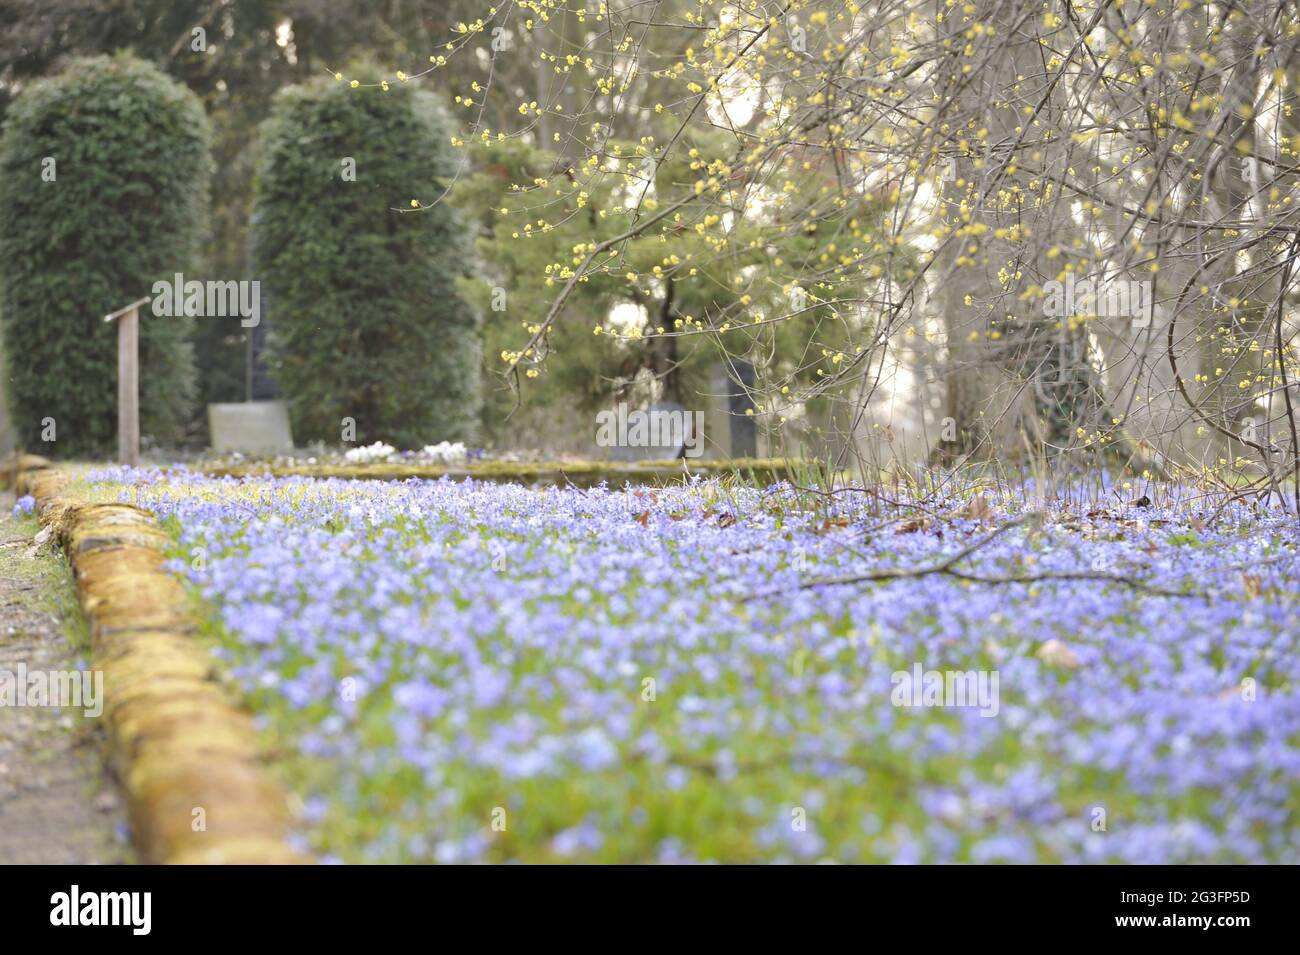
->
xmin=8 ymin=455 xmax=311 ymax=864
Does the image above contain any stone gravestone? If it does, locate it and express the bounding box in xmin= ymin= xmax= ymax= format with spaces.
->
xmin=208 ymin=401 xmax=293 ymax=454
xmin=706 ymin=361 xmax=757 ymax=458
xmin=606 ymin=399 xmax=697 ymax=462
xmin=247 ymin=211 xmax=277 ymax=401
xmin=247 ymin=281 xmax=276 ymax=400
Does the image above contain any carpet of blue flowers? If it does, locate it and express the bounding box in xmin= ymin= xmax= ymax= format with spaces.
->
xmin=89 ymin=467 xmax=1300 ymax=863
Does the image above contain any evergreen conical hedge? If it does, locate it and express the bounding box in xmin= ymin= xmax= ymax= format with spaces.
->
xmin=251 ymin=72 xmax=482 ymax=447
xmin=0 ymin=53 xmax=208 ymax=456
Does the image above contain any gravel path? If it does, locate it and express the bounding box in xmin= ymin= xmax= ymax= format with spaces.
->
xmin=0 ymin=490 xmax=126 ymax=863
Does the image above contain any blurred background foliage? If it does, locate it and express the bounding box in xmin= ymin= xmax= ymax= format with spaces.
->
xmin=0 ymin=0 xmax=904 ymax=454
xmin=252 ymin=71 xmax=481 ymax=447
xmin=0 ymin=53 xmax=208 ymax=455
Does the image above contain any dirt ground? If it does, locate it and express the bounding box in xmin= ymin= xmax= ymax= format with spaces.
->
xmin=0 ymin=490 xmax=128 ymax=863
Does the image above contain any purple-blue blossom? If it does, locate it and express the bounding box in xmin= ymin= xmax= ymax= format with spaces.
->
xmin=86 ymin=465 xmax=1300 ymax=863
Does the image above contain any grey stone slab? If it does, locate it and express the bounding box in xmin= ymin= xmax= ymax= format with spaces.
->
xmin=208 ymin=401 xmax=293 ymax=453
xmin=601 ymin=400 xmax=704 ymax=461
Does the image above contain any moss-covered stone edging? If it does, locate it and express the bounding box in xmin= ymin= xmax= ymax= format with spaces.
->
xmin=10 ymin=456 xmax=309 ymax=864
xmin=202 ymin=456 xmax=796 ymax=487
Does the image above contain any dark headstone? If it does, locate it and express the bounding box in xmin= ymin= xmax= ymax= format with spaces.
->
xmin=727 ymin=360 xmax=758 ymax=457
xmin=247 ymin=210 xmax=276 ymax=401
xmin=248 ymin=282 xmax=276 ymax=401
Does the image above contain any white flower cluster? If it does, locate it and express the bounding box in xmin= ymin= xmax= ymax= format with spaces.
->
xmin=419 ymin=441 xmax=468 ymax=464
xmin=341 ymin=441 xmax=467 ymax=465
xmin=344 ymin=442 xmax=396 ymax=464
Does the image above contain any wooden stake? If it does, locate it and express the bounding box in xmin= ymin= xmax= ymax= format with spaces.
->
xmin=104 ymin=297 xmax=150 ymax=467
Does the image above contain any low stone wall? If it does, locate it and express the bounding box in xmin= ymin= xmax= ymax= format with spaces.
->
xmin=201 ymin=456 xmax=796 ymax=487
xmin=11 ymin=456 xmax=307 ymax=864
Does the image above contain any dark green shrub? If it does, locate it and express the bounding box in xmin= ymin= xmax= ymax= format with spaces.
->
xmin=251 ymin=72 xmax=482 ymax=447
xmin=0 ymin=53 xmax=208 ymax=456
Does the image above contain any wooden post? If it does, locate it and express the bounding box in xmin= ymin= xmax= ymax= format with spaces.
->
xmin=104 ymin=297 xmax=150 ymax=466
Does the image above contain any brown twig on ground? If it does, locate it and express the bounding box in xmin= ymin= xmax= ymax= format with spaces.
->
xmin=753 ymin=513 xmax=1204 ymax=599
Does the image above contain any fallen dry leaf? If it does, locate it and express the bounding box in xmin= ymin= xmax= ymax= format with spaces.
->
xmin=962 ymin=495 xmax=993 ymax=523
xmin=1036 ymin=638 xmax=1082 ymax=669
